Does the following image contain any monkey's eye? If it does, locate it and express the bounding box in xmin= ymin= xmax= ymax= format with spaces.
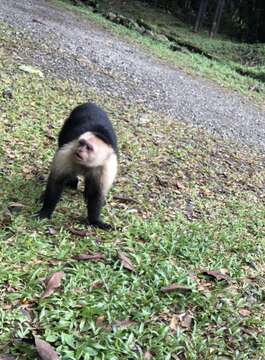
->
xmin=78 ymin=139 xmax=86 ymax=147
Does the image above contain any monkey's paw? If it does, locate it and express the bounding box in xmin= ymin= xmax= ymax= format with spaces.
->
xmin=32 ymin=210 xmax=52 ymax=220
xmin=88 ymin=221 xmax=113 ymax=230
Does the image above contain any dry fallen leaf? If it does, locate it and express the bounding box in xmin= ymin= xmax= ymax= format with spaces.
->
xmin=143 ymin=351 xmax=153 ymax=359
xmin=42 ymin=271 xmax=65 ymax=299
xmin=0 ymin=210 xmax=12 ymax=227
xmin=73 ymin=253 xmax=105 ymax=262
xmin=91 ymin=281 xmax=104 ymax=289
xmin=8 ymin=202 xmax=25 ymax=213
xmin=68 ymin=228 xmax=90 ymax=237
xmin=45 ymin=129 xmax=56 ymax=140
xmin=175 ymin=181 xmax=185 ymax=190
xmin=96 ymin=316 xmax=112 ymax=331
xmin=200 ymin=270 xmax=230 ymax=282
xmin=96 ymin=315 xmax=107 ymax=326
xmin=179 ymin=311 xmax=193 ymax=330
xmin=169 ymin=311 xmax=193 ymax=332
xmin=113 ymin=319 xmax=137 ymax=329
xmin=18 ymin=64 xmax=44 ymax=78
xmin=161 ymin=284 xmax=192 ymax=294
xmin=3 ymin=283 xmax=16 ymax=293
xmin=155 ymin=175 xmax=168 ymax=187
xmin=48 ymin=259 xmax=62 ymax=266
xmin=0 ymin=354 xmax=16 ymax=360
xmin=48 ymin=227 xmax=57 ymax=235
xmin=113 ymin=195 xmax=138 ymax=204
xmin=2 ymin=303 xmax=13 ymax=310
xmin=118 ymin=251 xmax=136 ymax=272
xmin=34 ymin=336 xmax=59 ymax=360
xmin=169 ymin=314 xmax=178 ymax=332
xmin=239 ymin=308 xmax=251 ymax=317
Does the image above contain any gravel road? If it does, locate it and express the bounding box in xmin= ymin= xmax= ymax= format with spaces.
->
xmin=1 ymin=0 xmax=265 ymax=151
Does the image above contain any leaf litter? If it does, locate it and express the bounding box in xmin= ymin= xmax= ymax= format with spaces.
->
xmin=0 ymin=355 xmax=16 ymax=360
xmin=42 ymin=272 xmax=65 ymax=299
xmin=34 ymin=336 xmax=60 ymax=360
xmin=118 ymin=251 xmax=136 ymax=272
xmin=73 ymin=252 xmax=106 ymax=262
xmin=161 ymin=284 xmax=192 ymax=294
xmin=200 ymin=270 xmax=230 ymax=282
xmin=1 ymin=28 xmax=265 ymax=359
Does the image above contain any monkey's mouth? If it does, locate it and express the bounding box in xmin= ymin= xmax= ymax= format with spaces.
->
xmin=75 ymin=152 xmax=84 ymax=161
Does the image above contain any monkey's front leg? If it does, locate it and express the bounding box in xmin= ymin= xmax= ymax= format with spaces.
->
xmin=35 ymin=174 xmax=65 ymax=219
xmin=84 ymin=177 xmax=112 ymax=230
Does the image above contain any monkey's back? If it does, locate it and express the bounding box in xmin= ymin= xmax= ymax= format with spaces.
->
xmin=58 ymin=102 xmax=117 ymax=152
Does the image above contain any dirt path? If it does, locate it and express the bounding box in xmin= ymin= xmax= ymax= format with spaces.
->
xmin=1 ymin=0 xmax=265 ymax=151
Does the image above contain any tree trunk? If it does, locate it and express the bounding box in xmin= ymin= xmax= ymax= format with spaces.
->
xmin=210 ymin=0 xmax=225 ymax=37
xmin=194 ymin=0 xmax=208 ymax=32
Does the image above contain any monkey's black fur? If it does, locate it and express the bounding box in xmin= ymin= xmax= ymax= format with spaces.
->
xmin=58 ymin=103 xmax=118 ymax=152
xmin=36 ymin=102 xmax=118 ymax=230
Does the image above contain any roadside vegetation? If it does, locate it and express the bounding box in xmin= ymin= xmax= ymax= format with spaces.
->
xmin=0 ymin=23 xmax=265 ymax=359
xmin=58 ymin=0 xmax=265 ymax=106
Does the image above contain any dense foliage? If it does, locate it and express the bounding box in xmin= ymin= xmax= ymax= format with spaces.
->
xmin=142 ymin=0 xmax=265 ymax=42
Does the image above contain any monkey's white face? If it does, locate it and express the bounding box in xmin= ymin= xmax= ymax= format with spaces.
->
xmin=73 ymin=132 xmax=113 ymax=168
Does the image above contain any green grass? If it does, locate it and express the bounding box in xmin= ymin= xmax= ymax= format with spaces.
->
xmin=1 ymin=24 xmax=265 ymax=359
xmin=56 ymin=0 xmax=265 ymax=106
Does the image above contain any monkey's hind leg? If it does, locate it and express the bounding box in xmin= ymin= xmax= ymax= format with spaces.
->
xmin=84 ymin=176 xmax=112 ymax=230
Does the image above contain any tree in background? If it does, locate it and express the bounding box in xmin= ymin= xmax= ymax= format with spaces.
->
xmin=75 ymin=0 xmax=265 ymax=42
xmin=139 ymin=0 xmax=265 ymax=42
xmin=210 ymin=0 xmax=225 ymax=37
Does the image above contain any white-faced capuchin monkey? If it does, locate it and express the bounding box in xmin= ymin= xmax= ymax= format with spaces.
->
xmin=35 ymin=102 xmax=118 ymax=230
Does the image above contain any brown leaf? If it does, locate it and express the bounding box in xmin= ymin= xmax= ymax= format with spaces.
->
xmin=113 ymin=195 xmax=138 ymax=204
xmin=48 ymin=259 xmax=62 ymax=266
xmin=45 ymin=129 xmax=56 ymax=140
xmin=118 ymin=251 xmax=136 ymax=272
xmin=0 ymin=210 xmax=12 ymax=227
xmin=68 ymin=228 xmax=90 ymax=237
xmin=8 ymin=202 xmax=25 ymax=213
xmin=0 ymin=354 xmax=16 ymax=360
xmin=201 ymin=270 xmax=230 ymax=282
xmin=73 ymin=253 xmax=105 ymax=262
xmin=175 ymin=181 xmax=185 ymax=190
xmin=34 ymin=336 xmax=60 ymax=360
xmin=179 ymin=311 xmax=193 ymax=330
xmin=169 ymin=314 xmax=178 ymax=332
xmin=48 ymin=227 xmax=57 ymax=235
xmin=2 ymin=303 xmax=13 ymax=310
xmin=144 ymin=351 xmax=153 ymax=359
xmin=239 ymin=308 xmax=251 ymax=317
xmin=91 ymin=281 xmax=104 ymax=289
xmin=155 ymin=175 xmax=167 ymax=187
xmin=96 ymin=316 xmax=112 ymax=331
xmin=42 ymin=271 xmax=65 ymax=299
xmin=31 ymin=259 xmax=45 ymax=265
xmin=161 ymin=284 xmax=192 ymax=294
xmin=3 ymin=283 xmax=16 ymax=293
xmin=186 ymin=201 xmax=195 ymax=221
xmin=96 ymin=315 xmax=107 ymax=327
xmin=113 ymin=319 xmax=137 ymax=329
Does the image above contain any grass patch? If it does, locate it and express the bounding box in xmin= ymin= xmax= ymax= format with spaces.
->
xmin=56 ymin=0 xmax=265 ymax=105
xmin=0 ymin=25 xmax=265 ymax=359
